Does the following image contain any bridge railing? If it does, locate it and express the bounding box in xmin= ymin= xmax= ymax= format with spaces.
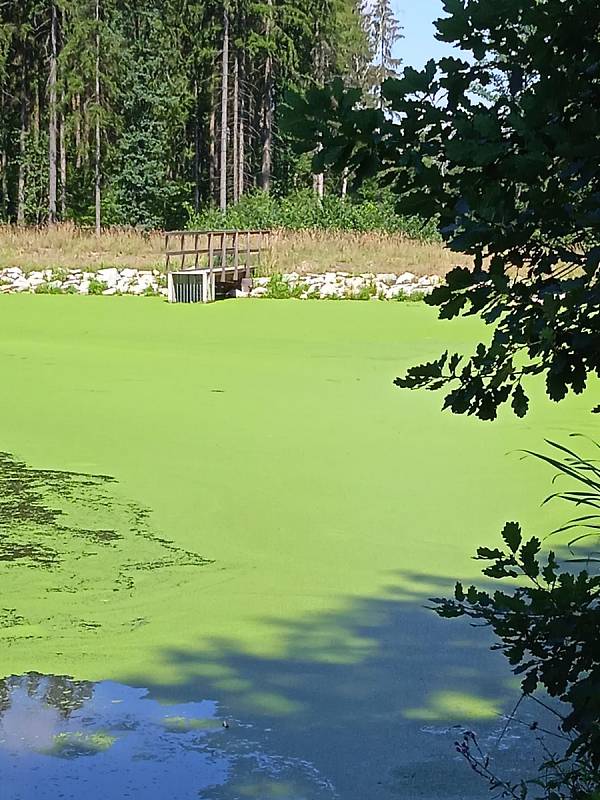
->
xmin=164 ymin=229 xmax=271 ymax=282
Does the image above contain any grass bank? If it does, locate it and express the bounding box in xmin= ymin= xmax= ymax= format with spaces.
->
xmin=0 ymin=224 xmax=467 ymax=277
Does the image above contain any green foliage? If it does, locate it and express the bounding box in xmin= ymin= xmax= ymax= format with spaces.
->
xmin=285 ymin=0 xmax=600 ymax=420
xmin=351 ymin=282 xmax=376 ymax=300
xmin=264 ymin=274 xmax=307 ymax=299
xmin=34 ymin=282 xmax=63 ymax=295
xmin=88 ymin=278 xmax=107 ymax=295
xmin=188 ymin=189 xmax=439 ymax=239
xmin=432 ymin=437 xmax=600 ymax=798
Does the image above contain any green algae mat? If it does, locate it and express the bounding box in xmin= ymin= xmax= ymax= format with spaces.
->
xmin=0 ymin=295 xmax=597 ymax=799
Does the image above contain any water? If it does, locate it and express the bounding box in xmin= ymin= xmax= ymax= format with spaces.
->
xmin=0 ymin=674 xmax=337 ymax=800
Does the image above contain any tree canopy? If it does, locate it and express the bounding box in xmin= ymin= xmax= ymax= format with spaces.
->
xmin=283 ymin=0 xmax=600 ymax=420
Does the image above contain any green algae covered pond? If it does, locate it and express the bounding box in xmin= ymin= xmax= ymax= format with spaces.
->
xmin=0 ymin=296 xmax=597 ymax=799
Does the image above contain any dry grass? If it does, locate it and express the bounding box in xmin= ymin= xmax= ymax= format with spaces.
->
xmin=0 ymin=224 xmax=469 ymax=276
xmin=266 ymin=229 xmax=468 ymax=277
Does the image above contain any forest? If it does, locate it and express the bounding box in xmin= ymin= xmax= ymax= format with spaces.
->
xmin=0 ymin=0 xmax=402 ymax=230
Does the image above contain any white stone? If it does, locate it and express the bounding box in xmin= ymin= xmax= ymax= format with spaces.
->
xmin=78 ymin=281 xmax=90 ymax=294
xmin=121 ymin=268 xmax=138 ymax=278
xmin=97 ymin=268 xmax=119 ymax=286
xmin=251 ymin=286 xmax=268 ymax=297
xmin=385 ymin=285 xmax=407 ymax=300
xmin=320 ymin=283 xmax=343 ymax=298
xmin=379 ymin=273 xmax=398 ymax=285
xmin=397 ymin=271 xmax=416 ymax=284
xmin=102 ymin=287 xmax=117 ymax=296
xmin=255 ymin=276 xmax=270 ymax=287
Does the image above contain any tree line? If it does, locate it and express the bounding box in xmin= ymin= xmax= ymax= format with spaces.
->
xmin=0 ymin=0 xmax=402 ymax=230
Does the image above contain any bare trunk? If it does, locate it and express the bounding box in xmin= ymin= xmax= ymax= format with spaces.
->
xmin=232 ymin=51 xmax=239 ymax=204
xmin=341 ymin=170 xmax=348 ymax=198
xmin=48 ymin=0 xmax=58 ymax=223
xmin=219 ymin=8 xmax=229 ymax=212
xmin=59 ymin=108 xmax=66 ymax=217
xmin=209 ymin=102 xmax=216 ymax=201
xmin=95 ymin=0 xmax=101 ymax=235
xmin=74 ymin=95 xmax=81 ymax=168
xmin=260 ymin=55 xmax=273 ymax=191
xmin=194 ymin=78 xmax=200 ymax=211
xmin=312 ymin=170 xmax=324 ymax=200
xmin=238 ymin=51 xmax=245 ymax=198
xmin=17 ymin=67 xmax=27 ymax=226
xmin=259 ymin=0 xmax=273 ymax=192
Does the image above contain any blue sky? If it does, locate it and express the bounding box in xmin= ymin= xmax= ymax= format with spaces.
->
xmin=392 ymin=0 xmax=459 ymax=69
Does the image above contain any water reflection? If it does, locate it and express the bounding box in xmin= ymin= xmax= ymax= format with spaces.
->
xmin=0 ymin=673 xmax=338 ymax=800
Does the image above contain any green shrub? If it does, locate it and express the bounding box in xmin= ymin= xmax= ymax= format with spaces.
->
xmin=264 ymin=274 xmax=308 ymax=299
xmin=187 ymin=189 xmax=440 ymax=241
xmin=34 ymin=282 xmax=62 ymax=294
xmin=352 ymin=283 xmax=377 ymax=301
xmin=88 ymin=279 xmax=108 ymax=295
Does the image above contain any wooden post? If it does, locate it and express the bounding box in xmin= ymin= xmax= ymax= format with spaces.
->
xmin=194 ymin=232 xmax=199 ymax=269
xmin=208 ymin=232 xmax=214 ymax=278
xmin=180 ymin=233 xmax=185 ymax=270
xmin=220 ymin=232 xmax=227 ymax=281
xmin=245 ymin=231 xmax=251 ymax=278
xmin=165 ymin=233 xmax=171 ymax=272
xmin=233 ymin=230 xmax=239 ymax=280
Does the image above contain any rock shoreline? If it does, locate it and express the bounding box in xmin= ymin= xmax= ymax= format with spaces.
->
xmin=0 ymin=266 xmax=440 ymax=300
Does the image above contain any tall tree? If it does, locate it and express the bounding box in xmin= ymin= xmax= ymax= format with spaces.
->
xmin=48 ymin=0 xmax=58 ymax=222
xmin=219 ymin=5 xmax=229 ymax=211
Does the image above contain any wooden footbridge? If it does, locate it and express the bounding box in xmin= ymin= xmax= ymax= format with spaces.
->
xmin=165 ymin=229 xmax=270 ymax=303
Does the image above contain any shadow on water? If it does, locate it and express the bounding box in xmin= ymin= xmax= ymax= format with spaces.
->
xmin=0 ymin=673 xmax=337 ymax=800
xmin=116 ymin=573 xmax=558 ymax=800
xmin=0 ymin=451 xmax=211 ymax=625
xmin=0 ymin=570 xmax=562 ymax=799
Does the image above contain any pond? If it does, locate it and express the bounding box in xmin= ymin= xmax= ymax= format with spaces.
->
xmin=0 ymin=297 xmax=596 ymax=798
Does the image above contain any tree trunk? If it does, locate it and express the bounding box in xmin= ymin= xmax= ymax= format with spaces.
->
xmin=194 ymin=78 xmax=200 ymax=211
xmin=219 ymin=7 xmax=229 ymax=212
xmin=59 ymin=108 xmax=66 ymax=218
xmin=95 ymin=0 xmax=101 ymax=235
xmin=17 ymin=67 xmax=27 ymax=226
xmin=341 ymin=170 xmax=348 ymax=198
xmin=209 ymin=102 xmax=216 ymax=202
xmin=48 ymin=0 xmax=58 ymax=224
xmin=232 ymin=50 xmax=239 ymax=204
xmin=259 ymin=0 xmax=273 ymax=192
xmin=74 ymin=95 xmax=81 ymax=168
xmin=313 ymin=170 xmax=324 ymax=200
xmin=238 ymin=51 xmax=245 ymax=199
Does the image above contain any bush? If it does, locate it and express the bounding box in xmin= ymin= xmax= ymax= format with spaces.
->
xmin=88 ymin=279 xmax=107 ymax=295
xmin=432 ymin=436 xmax=600 ymax=799
xmin=186 ymin=189 xmax=440 ymax=241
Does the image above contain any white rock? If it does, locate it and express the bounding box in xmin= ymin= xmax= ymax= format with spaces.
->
xmin=397 ymin=271 xmax=416 ymax=284
xmin=255 ymin=277 xmax=270 ymax=287
xmin=320 ymin=283 xmax=343 ymax=298
xmin=121 ymin=268 xmax=138 ymax=278
xmin=97 ymin=268 xmax=119 ymax=286
xmin=78 ymin=281 xmax=90 ymax=294
xmin=102 ymin=287 xmax=117 ymax=295
xmin=385 ymin=285 xmax=407 ymax=300
xmin=251 ymin=286 xmax=268 ymax=297
xmin=379 ymin=273 xmax=398 ymax=285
